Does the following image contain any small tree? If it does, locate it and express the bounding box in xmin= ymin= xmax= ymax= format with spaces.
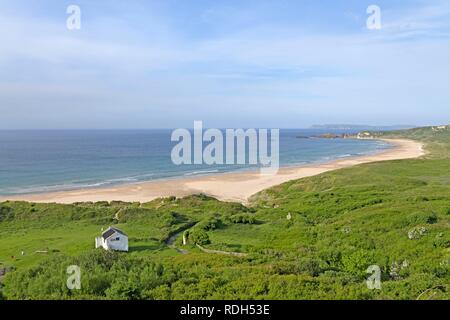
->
xmin=189 ymin=230 xmax=210 ymax=246
xmin=342 ymin=250 xmax=373 ymax=279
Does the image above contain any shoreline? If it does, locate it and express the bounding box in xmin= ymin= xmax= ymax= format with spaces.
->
xmin=0 ymin=139 xmax=425 ymax=205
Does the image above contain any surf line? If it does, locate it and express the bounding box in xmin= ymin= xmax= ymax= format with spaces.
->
xmin=171 ymin=121 xmax=279 ymax=175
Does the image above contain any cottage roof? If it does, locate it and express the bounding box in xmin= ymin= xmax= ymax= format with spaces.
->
xmin=102 ymin=227 xmax=128 ymax=240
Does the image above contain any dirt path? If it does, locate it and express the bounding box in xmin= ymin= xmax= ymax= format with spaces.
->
xmin=196 ymin=244 xmax=248 ymax=257
xmin=164 ymin=223 xmax=248 ymax=257
xmin=165 ymin=225 xmax=194 ymax=255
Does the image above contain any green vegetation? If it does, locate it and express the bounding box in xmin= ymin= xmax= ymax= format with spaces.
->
xmin=372 ymin=124 xmax=450 ymax=158
xmin=0 ymin=126 xmax=449 ymax=300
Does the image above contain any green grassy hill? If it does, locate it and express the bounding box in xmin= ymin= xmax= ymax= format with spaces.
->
xmin=372 ymin=124 xmax=450 ymax=157
xmin=0 ymin=126 xmax=449 ymax=300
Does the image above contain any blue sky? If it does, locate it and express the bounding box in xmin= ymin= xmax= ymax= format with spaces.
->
xmin=0 ymin=0 xmax=449 ymax=128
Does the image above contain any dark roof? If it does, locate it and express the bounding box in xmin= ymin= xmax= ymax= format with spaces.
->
xmin=102 ymin=227 xmax=128 ymax=240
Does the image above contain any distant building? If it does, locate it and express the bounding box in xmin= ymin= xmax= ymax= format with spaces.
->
xmin=432 ymin=125 xmax=448 ymax=131
xmin=95 ymin=227 xmax=128 ymax=252
xmin=357 ymin=132 xmax=374 ymax=139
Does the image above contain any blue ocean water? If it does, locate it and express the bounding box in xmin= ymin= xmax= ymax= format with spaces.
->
xmin=0 ymin=129 xmax=391 ymax=196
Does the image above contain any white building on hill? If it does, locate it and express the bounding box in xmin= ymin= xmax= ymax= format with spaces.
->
xmin=95 ymin=227 xmax=128 ymax=252
xmin=357 ymin=131 xmax=374 ymax=139
xmin=432 ymin=125 xmax=448 ymax=131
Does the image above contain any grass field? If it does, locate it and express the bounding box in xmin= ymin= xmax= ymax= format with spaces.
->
xmin=0 ymin=126 xmax=449 ymax=300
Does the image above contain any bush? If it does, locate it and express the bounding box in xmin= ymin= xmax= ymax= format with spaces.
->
xmin=2 ymin=250 xmax=174 ymax=300
xmin=0 ymin=205 xmax=13 ymax=222
xmin=407 ymin=212 xmax=438 ymax=225
xmin=160 ymin=212 xmax=183 ymax=227
xmin=229 ymin=214 xmax=256 ymax=224
xmin=197 ymin=217 xmax=222 ymax=231
xmin=433 ymin=233 xmax=450 ymax=248
xmin=95 ymin=201 xmax=110 ymax=207
xmin=426 ymin=213 xmax=438 ymax=224
xmin=189 ymin=230 xmax=210 ymax=245
xmin=342 ymin=250 xmax=373 ymax=279
xmin=319 ymin=250 xmax=342 ymax=270
xmin=297 ymin=258 xmax=322 ymax=277
xmin=270 ymin=262 xmax=297 ymax=275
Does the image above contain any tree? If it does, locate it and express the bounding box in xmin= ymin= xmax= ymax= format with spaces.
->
xmin=189 ymin=230 xmax=210 ymax=245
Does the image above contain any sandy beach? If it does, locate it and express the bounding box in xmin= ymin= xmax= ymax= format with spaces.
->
xmin=0 ymin=139 xmax=424 ymax=204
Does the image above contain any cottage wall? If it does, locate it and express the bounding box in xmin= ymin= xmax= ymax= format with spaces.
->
xmin=105 ymin=232 xmax=128 ymax=252
xmin=95 ymin=236 xmax=103 ymax=249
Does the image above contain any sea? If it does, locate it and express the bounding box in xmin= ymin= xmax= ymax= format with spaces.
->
xmin=0 ymin=129 xmax=391 ymax=196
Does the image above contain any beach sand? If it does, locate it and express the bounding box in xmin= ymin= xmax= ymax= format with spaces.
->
xmin=0 ymin=139 xmax=424 ymax=205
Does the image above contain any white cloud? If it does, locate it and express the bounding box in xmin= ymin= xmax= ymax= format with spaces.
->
xmin=0 ymin=1 xmax=449 ymax=128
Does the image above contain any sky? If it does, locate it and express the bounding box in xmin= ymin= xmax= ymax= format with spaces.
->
xmin=0 ymin=0 xmax=449 ymax=129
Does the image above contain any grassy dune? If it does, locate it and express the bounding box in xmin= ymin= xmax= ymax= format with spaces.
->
xmin=0 ymin=126 xmax=449 ymax=300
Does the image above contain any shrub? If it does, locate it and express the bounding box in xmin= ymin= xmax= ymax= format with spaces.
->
xmin=0 ymin=205 xmax=14 ymax=222
xmin=160 ymin=212 xmax=183 ymax=227
xmin=426 ymin=213 xmax=438 ymax=224
xmin=342 ymin=250 xmax=373 ymax=279
xmin=189 ymin=230 xmax=210 ymax=245
xmin=297 ymin=258 xmax=322 ymax=277
xmin=270 ymin=262 xmax=300 ymax=275
xmin=433 ymin=233 xmax=450 ymax=248
xmin=197 ymin=217 xmax=222 ymax=231
xmin=229 ymin=214 xmax=256 ymax=224
xmin=95 ymin=201 xmax=110 ymax=207
xmin=407 ymin=212 xmax=438 ymax=225
xmin=319 ymin=250 xmax=342 ymax=270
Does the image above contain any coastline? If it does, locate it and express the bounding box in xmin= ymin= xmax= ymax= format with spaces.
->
xmin=0 ymin=139 xmax=424 ymax=205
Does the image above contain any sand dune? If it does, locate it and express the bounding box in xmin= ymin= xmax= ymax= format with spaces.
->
xmin=1 ymin=139 xmax=424 ymax=204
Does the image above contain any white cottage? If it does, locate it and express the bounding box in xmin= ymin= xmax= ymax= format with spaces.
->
xmin=95 ymin=227 xmax=128 ymax=252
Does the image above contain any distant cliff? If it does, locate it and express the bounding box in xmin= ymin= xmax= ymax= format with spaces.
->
xmin=310 ymin=124 xmax=414 ymax=131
